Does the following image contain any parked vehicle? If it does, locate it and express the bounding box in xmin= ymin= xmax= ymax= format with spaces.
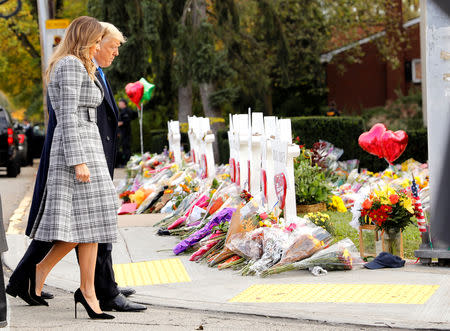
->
xmin=0 ymin=107 xmax=21 ymax=177
xmin=13 ymin=123 xmax=29 ymax=166
xmin=31 ymin=122 xmax=45 ymax=159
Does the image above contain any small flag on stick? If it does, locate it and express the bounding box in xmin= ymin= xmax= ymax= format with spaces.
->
xmin=411 ymin=175 xmax=427 ymax=233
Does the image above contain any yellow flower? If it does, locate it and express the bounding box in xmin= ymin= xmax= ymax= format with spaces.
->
xmin=401 ymin=179 xmax=411 ymax=188
xmin=400 ymin=197 xmax=415 ymax=214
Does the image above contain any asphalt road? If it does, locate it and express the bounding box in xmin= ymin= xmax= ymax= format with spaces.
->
xmin=0 ymin=162 xmax=37 ymax=228
xmin=4 ymin=278 xmax=393 ymax=330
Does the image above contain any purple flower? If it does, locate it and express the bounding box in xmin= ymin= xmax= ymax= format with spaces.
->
xmin=173 ymin=208 xmax=235 ymax=255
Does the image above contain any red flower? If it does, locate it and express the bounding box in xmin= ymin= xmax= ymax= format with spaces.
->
xmin=362 ymin=199 xmax=373 ymax=210
xmin=295 ymin=136 xmax=300 ymax=143
xmin=389 ymin=194 xmax=399 ymax=204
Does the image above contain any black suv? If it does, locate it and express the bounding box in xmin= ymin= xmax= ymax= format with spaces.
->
xmin=0 ymin=107 xmax=21 ymax=177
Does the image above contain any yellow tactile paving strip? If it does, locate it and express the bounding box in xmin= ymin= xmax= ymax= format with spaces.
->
xmin=113 ymin=258 xmax=191 ymax=286
xmin=229 ymin=284 xmax=439 ymax=304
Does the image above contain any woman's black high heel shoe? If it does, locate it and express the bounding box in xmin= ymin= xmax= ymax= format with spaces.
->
xmin=28 ymin=265 xmax=48 ymax=306
xmin=74 ymin=288 xmax=114 ymax=320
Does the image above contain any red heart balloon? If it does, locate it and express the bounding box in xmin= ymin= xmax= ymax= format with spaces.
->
xmin=125 ymin=82 xmax=144 ymax=109
xmin=358 ymin=123 xmax=387 ymax=158
xmin=380 ymin=130 xmax=408 ymax=164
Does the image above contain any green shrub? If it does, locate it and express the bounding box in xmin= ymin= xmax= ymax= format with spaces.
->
xmin=130 ymin=115 xmax=427 ymax=171
xmin=217 ymin=129 xmax=230 ymax=164
xmin=214 ymin=116 xmax=427 ymax=171
xmin=130 ymin=126 xmax=189 ymax=154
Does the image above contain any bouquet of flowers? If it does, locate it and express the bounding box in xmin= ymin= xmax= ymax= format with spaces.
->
xmin=261 ymin=238 xmax=363 ymax=277
xmin=358 ymin=186 xmax=416 ymax=232
xmin=304 ymin=212 xmax=334 ymax=234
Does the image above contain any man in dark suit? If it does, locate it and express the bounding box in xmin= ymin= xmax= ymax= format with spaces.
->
xmin=6 ymin=22 xmax=146 ymax=312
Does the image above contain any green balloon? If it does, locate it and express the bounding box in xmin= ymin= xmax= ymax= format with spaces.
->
xmin=139 ymin=77 xmax=155 ymax=102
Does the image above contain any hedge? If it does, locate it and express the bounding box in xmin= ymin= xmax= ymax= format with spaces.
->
xmin=132 ymin=116 xmax=428 ymax=172
xmin=130 ymin=125 xmax=189 ymax=155
xmin=218 ymin=116 xmax=428 ymax=172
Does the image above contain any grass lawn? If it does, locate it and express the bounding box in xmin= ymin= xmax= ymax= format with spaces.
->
xmin=301 ymin=211 xmax=422 ymax=259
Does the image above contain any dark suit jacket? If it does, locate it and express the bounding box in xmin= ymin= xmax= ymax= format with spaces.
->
xmin=26 ymin=71 xmax=119 ymax=236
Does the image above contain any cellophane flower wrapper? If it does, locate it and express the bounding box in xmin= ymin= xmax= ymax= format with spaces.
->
xmin=131 ymin=172 xmax=144 ymax=192
xmin=184 ymin=194 xmax=209 ymax=225
xmin=261 ymin=238 xmax=363 ymax=277
xmin=209 ymin=197 xmax=263 ymax=266
xmin=173 ymin=207 xmax=235 ymax=255
xmin=134 ymin=183 xmax=165 ymax=214
xmin=320 ymin=140 xmax=344 ymax=170
xmin=268 ymin=217 xmax=332 ymax=268
xmin=292 ymin=238 xmax=363 ymax=270
xmin=249 ymin=227 xmax=290 ymax=276
xmin=349 ymin=186 xmax=371 ymax=229
xmin=226 ymin=228 xmax=264 ymax=260
xmin=271 ymin=233 xmax=324 ymax=268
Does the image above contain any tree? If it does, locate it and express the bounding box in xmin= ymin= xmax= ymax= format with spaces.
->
xmin=0 ymin=0 xmax=42 ymax=120
xmin=0 ymin=0 xmax=88 ymax=121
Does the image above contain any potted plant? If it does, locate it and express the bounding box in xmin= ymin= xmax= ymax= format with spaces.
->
xmin=294 ymin=149 xmax=332 ymax=213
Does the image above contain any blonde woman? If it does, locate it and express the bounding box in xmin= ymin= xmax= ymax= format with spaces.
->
xmin=29 ymin=16 xmax=118 ymax=319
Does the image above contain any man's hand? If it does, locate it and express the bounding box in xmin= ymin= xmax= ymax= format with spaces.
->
xmin=74 ymin=163 xmax=90 ymax=183
xmin=118 ymin=121 xmax=123 ymax=127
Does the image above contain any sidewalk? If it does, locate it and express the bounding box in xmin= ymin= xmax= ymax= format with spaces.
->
xmin=4 ymin=212 xmax=450 ymax=330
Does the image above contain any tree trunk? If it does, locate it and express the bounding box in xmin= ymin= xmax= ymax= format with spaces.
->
xmin=264 ymin=88 xmax=273 ymax=116
xmin=200 ymin=82 xmax=224 ymax=162
xmin=178 ymin=80 xmax=193 ymax=123
xmin=385 ymin=0 xmax=405 ymax=100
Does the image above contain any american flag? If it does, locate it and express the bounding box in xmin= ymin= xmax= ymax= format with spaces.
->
xmin=411 ymin=176 xmax=427 ymax=233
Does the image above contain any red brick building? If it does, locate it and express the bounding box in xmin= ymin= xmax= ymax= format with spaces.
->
xmin=321 ymin=18 xmax=421 ymax=114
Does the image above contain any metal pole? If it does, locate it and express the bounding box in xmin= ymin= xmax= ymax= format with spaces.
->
xmin=140 ymin=102 xmax=144 ymax=155
xmin=420 ymin=0 xmax=427 ymax=126
xmin=36 ymin=0 xmax=49 ymax=130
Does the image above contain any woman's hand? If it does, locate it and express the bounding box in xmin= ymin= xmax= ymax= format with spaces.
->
xmin=74 ymin=163 xmax=90 ymax=183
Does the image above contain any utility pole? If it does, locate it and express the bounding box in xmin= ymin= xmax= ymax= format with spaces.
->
xmin=36 ymin=1 xmax=68 ymax=130
xmin=37 ymin=0 xmax=50 ymax=129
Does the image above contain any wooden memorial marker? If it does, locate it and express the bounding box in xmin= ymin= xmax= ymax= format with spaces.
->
xmin=234 ymin=113 xmax=249 ymax=190
xmin=200 ymin=117 xmax=216 ymax=180
xmin=187 ymin=116 xmax=198 ymax=164
xmin=273 ymin=137 xmax=288 ymax=212
xmin=263 ymin=116 xmax=277 ymax=209
xmin=227 ymin=114 xmax=237 ymax=183
xmin=167 ymin=120 xmax=181 ymax=166
xmin=278 ymin=119 xmax=300 ymax=220
xmin=249 ymin=112 xmax=264 ymax=196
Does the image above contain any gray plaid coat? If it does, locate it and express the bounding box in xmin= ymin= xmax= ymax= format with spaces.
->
xmin=30 ymin=56 xmax=118 ymax=243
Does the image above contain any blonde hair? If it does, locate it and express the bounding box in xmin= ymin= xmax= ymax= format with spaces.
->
xmin=46 ymin=16 xmax=103 ymax=83
xmin=100 ymin=22 xmax=126 ymax=44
